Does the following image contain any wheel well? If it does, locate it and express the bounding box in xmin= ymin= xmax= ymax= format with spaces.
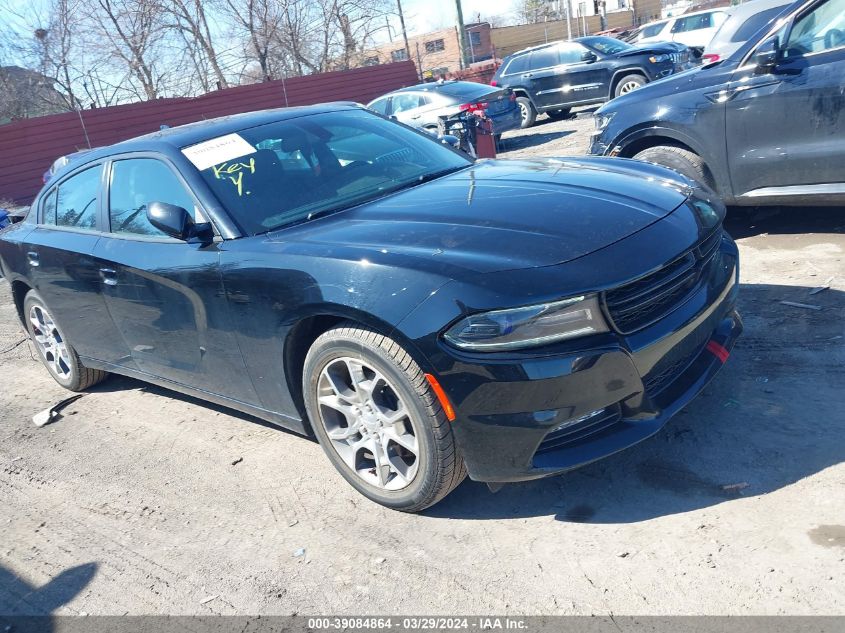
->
xmin=10 ymin=280 xmax=31 ymax=328
xmin=512 ymin=89 xmax=532 ymax=103
xmin=610 ymin=70 xmax=647 ymax=97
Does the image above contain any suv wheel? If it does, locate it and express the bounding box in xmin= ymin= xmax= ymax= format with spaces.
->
xmin=614 ymin=74 xmax=646 ymax=97
xmin=516 ymin=97 xmax=536 ymax=128
xmin=303 ymin=323 xmax=467 ymax=512
xmin=633 ymin=145 xmax=711 ymax=188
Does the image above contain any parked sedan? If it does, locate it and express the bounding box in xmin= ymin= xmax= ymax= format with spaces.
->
xmin=590 ymin=0 xmax=845 ymax=207
xmin=367 ymin=80 xmax=521 ymax=136
xmin=491 ymin=36 xmax=692 ymax=128
xmin=0 ymin=105 xmax=741 ymax=511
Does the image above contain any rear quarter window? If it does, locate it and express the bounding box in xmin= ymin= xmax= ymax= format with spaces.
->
xmin=503 ymin=54 xmax=530 ymax=75
xmin=642 ymin=21 xmax=668 ymax=37
xmin=41 ymin=189 xmax=57 ymax=225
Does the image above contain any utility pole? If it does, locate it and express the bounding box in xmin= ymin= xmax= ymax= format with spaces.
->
xmin=396 ymin=0 xmax=412 ymax=65
xmin=566 ymin=0 xmax=573 ymax=39
xmin=454 ymin=0 xmax=470 ymax=70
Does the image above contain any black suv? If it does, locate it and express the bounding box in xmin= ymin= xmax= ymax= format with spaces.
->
xmin=589 ymin=0 xmax=845 ymax=207
xmin=491 ymin=36 xmax=692 ymax=128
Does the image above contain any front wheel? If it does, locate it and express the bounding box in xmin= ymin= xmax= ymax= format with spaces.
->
xmin=23 ymin=290 xmax=108 ymax=391
xmin=633 ymin=145 xmax=712 ymax=188
xmin=303 ymin=324 xmax=466 ymax=512
xmin=614 ymin=74 xmax=646 ymax=97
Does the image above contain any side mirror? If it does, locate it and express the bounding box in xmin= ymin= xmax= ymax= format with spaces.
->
xmin=438 ymin=134 xmax=461 ymax=149
xmin=581 ymin=51 xmax=598 ymax=63
xmin=147 ymin=201 xmax=213 ymax=243
xmin=755 ymin=36 xmax=780 ymax=70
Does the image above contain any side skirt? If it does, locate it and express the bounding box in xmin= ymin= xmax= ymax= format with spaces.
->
xmin=79 ymin=355 xmax=310 ymax=436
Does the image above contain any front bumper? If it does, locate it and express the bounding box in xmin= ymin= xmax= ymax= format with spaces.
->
xmin=440 ymin=238 xmax=741 ymax=483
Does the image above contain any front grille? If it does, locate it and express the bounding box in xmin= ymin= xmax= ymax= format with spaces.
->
xmin=671 ymin=51 xmax=689 ymax=64
xmin=604 ymin=229 xmax=722 ymax=334
xmin=643 ymin=340 xmax=706 ymax=396
xmin=535 ymin=406 xmax=622 ymax=455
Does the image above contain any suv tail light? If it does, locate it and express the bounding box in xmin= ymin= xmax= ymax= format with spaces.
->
xmin=490 ymin=79 xmax=497 ymax=86
xmin=702 ymin=53 xmax=720 ymax=63
xmin=459 ymin=102 xmax=488 ymax=113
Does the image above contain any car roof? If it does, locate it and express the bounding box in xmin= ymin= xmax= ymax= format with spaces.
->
xmin=69 ymin=102 xmax=361 ymax=164
xmin=382 ymin=80 xmax=491 ymax=95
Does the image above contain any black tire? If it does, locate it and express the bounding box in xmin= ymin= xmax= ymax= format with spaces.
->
xmin=614 ymin=73 xmax=647 ymax=98
xmin=516 ymin=97 xmax=536 ymax=128
xmin=303 ymin=323 xmax=466 ymax=512
xmin=633 ymin=145 xmax=712 ymax=188
xmin=546 ymin=108 xmax=571 ymax=121
xmin=23 ymin=290 xmax=108 ymax=391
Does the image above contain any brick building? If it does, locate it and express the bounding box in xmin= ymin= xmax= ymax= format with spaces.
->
xmin=364 ymin=23 xmax=494 ymax=80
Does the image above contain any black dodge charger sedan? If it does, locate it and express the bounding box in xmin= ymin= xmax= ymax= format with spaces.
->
xmin=0 ymin=105 xmax=741 ymax=511
xmin=491 ymin=36 xmax=693 ymax=128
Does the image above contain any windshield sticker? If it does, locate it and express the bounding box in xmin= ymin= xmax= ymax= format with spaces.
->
xmin=211 ymin=158 xmax=256 ymax=197
xmin=182 ymin=133 xmax=256 ymax=171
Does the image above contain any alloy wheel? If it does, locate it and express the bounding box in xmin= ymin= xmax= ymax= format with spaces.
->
xmin=29 ymin=304 xmax=72 ymax=379
xmin=317 ymin=357 xmax=420 ymax=491
xmin=619 ymin=80 xmax=642 ymax=95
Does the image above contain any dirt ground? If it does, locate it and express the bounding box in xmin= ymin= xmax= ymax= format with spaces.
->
xmin=1 ymin=108 xmax=844 ymax=616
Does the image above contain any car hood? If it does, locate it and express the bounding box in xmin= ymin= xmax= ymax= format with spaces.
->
xmin=616 ymin=41 xmax=688 ymax=57
xmin=271 ymin=158 xmax=692 ymax=274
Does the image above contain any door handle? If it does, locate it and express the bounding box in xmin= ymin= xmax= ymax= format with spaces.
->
xmin=99 ymin=268 xmax=118 ymax=286
xmin=522 ymin=73 xmax=533 ymax=78
xmin=27 ymin=251 xmax=39 ymax=267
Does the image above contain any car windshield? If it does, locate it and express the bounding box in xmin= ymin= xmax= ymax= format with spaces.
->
xmin=188 ymin=110 xmax=471 ymax=235
xmin=585 ymin=37 xmax=633 ymax=55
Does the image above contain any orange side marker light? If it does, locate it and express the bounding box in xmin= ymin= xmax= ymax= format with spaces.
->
xmin=425 ymin=373 xmax=456 ymax=422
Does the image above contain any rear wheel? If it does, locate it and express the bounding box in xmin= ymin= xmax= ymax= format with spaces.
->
xmin=546 ymin=108 xmax=571 ymax=121
xmin=516 ymin=97 xmax=536 ymax=128
xmin=633 ymin=145 xmax=711 ymax=188
xmin=614 ymin=74 xmax=646 ymax=97
xmin=23 ymin=290 xmax=107 ymax=391
xmin=303 ymin=324 xmax=466 ymax=512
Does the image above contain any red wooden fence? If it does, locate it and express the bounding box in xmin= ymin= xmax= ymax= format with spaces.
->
xmin=0 ymin=61 xmax=419 ymax=205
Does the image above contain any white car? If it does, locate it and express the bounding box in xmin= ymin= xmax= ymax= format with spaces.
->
xmin=633 ymin=8 xmax=731 ymax=50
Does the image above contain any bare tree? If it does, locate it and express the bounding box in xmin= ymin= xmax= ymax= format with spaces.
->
xmin=85 ymin=0 xmax=169 ymax=100
xmin=161 ymin=0 xmax=229 ymax=88
xmin=217 ymin=0 xmax=285 ymax=81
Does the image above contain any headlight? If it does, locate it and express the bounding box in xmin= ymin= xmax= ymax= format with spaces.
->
xmin=648 ymin=54 xmax=671 ymax=63
xmin=593 ymin=112 xmax=615 ymax=132
xmin=443 ymin=295 xmax=609 ymax=352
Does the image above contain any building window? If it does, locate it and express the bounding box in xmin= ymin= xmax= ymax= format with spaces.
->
xmin=364 ymin=56 xmax=380 ymax=66
xmin=424 ymin=39 xmax=445 ymax=53
xmin=391 ymin=49 xmax=409 ymax=62
xmin=468 ymin=31 xmax=482 ymax=46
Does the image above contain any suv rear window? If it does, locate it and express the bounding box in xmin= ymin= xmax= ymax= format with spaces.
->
xmin=731 ymin=6 xmax=788 ymax=42
xmin=503 ymin=54 xmax=530 ymax=75
xmin=642 ymin=21 xmax=667 ymax=37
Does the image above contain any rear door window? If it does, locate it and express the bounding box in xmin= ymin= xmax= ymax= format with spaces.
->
xmin=368 ymin=97 xmax=390 ymax=115
xmin=672 ymin=13 xmax=713 ymax=33
xmin=390 ymin=93 xmax=423 ymax=114
xmin=56 ymin=165 xmax=102 ymax=230
xmin=529 ymin=48 xmax=561 ymax=70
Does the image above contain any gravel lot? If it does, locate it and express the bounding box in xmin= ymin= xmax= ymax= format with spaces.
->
xmin=1 ymin=107 xmax=844 ymax=616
